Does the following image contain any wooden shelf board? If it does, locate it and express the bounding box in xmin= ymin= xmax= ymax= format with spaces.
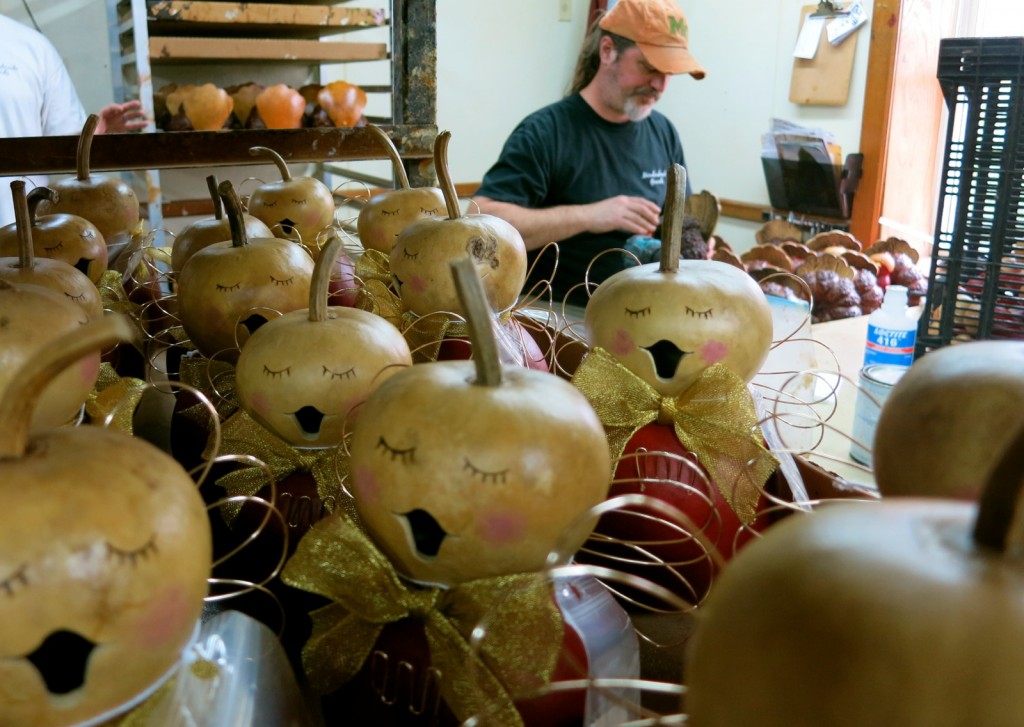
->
xmin=149 ymin=36 xmax=387 ymax=63
xmin=145 ymin=1 xmax=387 ymax=39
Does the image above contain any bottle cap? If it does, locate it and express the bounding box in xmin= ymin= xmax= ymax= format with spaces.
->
xmin=882 ymin=284 xmax=909 ymax=311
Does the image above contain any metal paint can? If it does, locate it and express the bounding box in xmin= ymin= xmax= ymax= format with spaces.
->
xmin=849 ymin=364 xmax=908 ymax=467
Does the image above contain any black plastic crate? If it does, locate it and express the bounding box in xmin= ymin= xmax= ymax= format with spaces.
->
xmin=917 ymin=37 xmax=1024 ymax=355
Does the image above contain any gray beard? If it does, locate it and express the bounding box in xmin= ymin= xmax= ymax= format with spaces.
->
xmin=623 ymin=96 xmax=655 ymax=122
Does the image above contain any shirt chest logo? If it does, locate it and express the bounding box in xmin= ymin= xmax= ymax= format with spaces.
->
xmin=643 ymin=169 xmax=667 ymax=188
xmin=0 ymin=63 xmax=18 ymax=76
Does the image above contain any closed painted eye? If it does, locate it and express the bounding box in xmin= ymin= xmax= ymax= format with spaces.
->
xmin=463 ymin=458 xmax=508 ymax=485
xmin=381 ymin=209 xmax=400 ymax=217
xmin=263 ymin=364 xmax=291 ymax=378
xmin=263 ymin=200 xmax=277 ymax=208
xmin=421 ymin=207 xmax=439 ymax=215
xmin=216 ymin=282 xmax=241 ymax=292
xmin=65 ymin=291 xmax=87 ymax=303
xmin=377 ymin=436 xmax=415 ymax=464
xmin=106 ymin=536 xmax=158 ymax=567
xmin=625 ymin=306 xmax=651 ymax=318
xmin=686 ymin=306 xmax=713 ymax=319
xmin=401 ymin=249 xmax=419 ymax=260
xmin=323 ymin=365 xmax=356 ymax=380
xmin=44 ymin=242 xmax=64 ymax=253
xmin=270 ymin=275 xmax=294 ymax=286
xmin=0 ymin=564 xmax=29 ymax=597
xmin=291 ymin=199 xmax=307 ymax=206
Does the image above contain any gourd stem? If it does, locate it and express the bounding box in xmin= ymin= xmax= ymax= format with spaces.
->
xmin=972 ymin=419 xmax=1024 ymax=552
xmin=76 ymin=114 xmax=100 ymax=181
xmin=451 ymin=257 xmax=501 ymax=387
xmin=249 ymin=146 xmax=292 ymax=182
xmin=218 ymin=181 xmax=248 ymax=248
xmin=310 ymin=234 xmax=344 ymax=322
xmin=206 ymin=175 xmax=223 ymax=220
xmin=434 ymin=131 xmax=461 ymax=221
xmin=367 ymin=125 xmax=411 ymax=189
xmin=659 ymin=164 xmax=686 ymax=274
xmin=12 ymin=181 xmax=33 ymax=268
xmin=26 ymin=186 xmax=56 ymax=223
xmin=0 ymin=314 xmax=137 ymax=460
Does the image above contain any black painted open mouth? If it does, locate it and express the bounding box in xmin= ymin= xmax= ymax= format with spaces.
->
xmin=240 ymin=313 xmax=269 ymax=335
xmin=293 ymin=405 xmax=325 ymax=437
xmin=643 ymin=339 xmax=690 ymax=380
xmin=74 ymin=258 xmax=92 ymax=276
xmin=27 ymin=630 xmax=96 ymax=695
xmin=402 ymin=509 xmax=447 ymax=557
xmin=278 ymin=219 xmax=296 ymax=236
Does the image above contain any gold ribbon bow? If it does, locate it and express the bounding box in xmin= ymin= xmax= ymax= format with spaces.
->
xmin=353 ymin=250 xmax=404 ymax=326
xmin=177 ymin=354 xmax=240 ymax=423
xmin=572 ymin=347 xmax=777 ymax=523
xmin=85 ymin=362 xmax=148 ymax=434
xmin=204 ymin=410 xmax=349 ymax=522
xmin=98 ymin=269 xmax=141 ymax=318
xmin=281 ymin=512 xmax=563 ymax=727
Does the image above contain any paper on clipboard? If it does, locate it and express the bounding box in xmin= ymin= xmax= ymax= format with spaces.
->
xmin=793 ymin=14 xmax=826 ymax=59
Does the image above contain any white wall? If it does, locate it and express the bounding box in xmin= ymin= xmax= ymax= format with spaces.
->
xmin=5 ymin=0 xmax=871 ymax=251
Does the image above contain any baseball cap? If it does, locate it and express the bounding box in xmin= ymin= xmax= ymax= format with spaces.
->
xmin=599 ymin=0 xmax=706 ymax=79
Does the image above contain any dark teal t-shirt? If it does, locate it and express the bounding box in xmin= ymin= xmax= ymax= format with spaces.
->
xmin=476 ymin=93 xmax=689 ymax=305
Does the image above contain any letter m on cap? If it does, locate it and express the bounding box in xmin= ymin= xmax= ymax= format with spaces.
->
xmin=669 ymin=16 xmax=688 ymax=39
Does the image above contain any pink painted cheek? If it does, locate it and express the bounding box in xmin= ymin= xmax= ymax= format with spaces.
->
xmin=136 ymin=586 xmax=192 ymax=649
xmin=477 ymin=510 xmax=528 ymax=545
xmin=352 ymin=465 xmax=380 ymax=505
xmin=407 ymin=274 xmax=428 ymax=294
xmin=248 ymin=391 xmax=270 ymax=418
xmin=80 ymin=354 xmax=101 ymax=385
xmin=608 ymin=328 xmax=636 ymax=358
xmin=701 ymin=340 xmax=729 ymax=365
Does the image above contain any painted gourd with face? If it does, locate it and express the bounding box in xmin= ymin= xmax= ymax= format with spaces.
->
xmin=0 ymin=181 xmax=103 ymax=320
xmin=357 ymin=124 xmax=445 ymax=255
xmin=36 ymin=114 xmax=140 ymax=247
xmin=350 ymin=258 xmax=611 ymax=586
xmin=0 ymin=280 xmax=99 ymax=431
xmin=577 ymin=165 xmax=775 ymax=603
xmin=246 ymin=145 xmax=336 ymax=252
xmin=177 ymin=181 xmax=315 ymax=363
xmin=0 ymin=315 xmax=211 ymax=726
xmin=390 ymin=130 xmax=547 ymax=369
xmin=0 ymin=185 xmax=108 ymax=284
xmin=235 ymin=233 xmax=413 ymax=447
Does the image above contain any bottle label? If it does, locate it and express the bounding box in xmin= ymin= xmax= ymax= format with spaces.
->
xmin=865 ymin=324 xmax=915 ymax=367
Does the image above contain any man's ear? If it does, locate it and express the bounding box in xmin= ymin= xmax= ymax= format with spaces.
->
xmin=598 ymin=35 xmax=618 ymax=65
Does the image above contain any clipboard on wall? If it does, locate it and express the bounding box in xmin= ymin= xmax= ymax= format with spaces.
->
xmin=789 ymin=4 xmax=858 ymax=106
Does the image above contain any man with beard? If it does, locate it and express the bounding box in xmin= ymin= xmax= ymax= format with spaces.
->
xmin=472 ymin=0 xmax=704 ymax=309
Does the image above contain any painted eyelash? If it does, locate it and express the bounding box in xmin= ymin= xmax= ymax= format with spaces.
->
xmin=216 ymin=282 xmax=241 ymax=292
xmin=263 ymin=201 xmax=277 ymax=208
xmin=323 ymin=365 xmax=355 ymax=380
xmin=402 ymin=249 xmax=419 ymax=260
xmin=65 ymin=292 xmax=87 ymax=302
xmin=381 ymin=209 xmax=400 ymax=217
xmin=291 ymin=199 xmax=307 ymax=206
xmin=270 ymin=275 xmax=294 ymax=286
xmin=463 ymin=459 xmax=508 ymax=485
xmin=44 ymin=242 xmax=64 ymax=253
xmin=376 ymin=436 xmax=415 ymax=463
xmin=263 ymin=364 xmax=291 ymax=378
xmin=106 ymin=537 xmax=158 ymax=567
xmin=686 ymin=306 xmax=713 ymax=319
xmin=625 ymin=306 xmax=651 ymax=318
xmin=421 ymin=207 xmax=439 ymax=215
xmin=0 ymin=564 xmax=29 ymax=597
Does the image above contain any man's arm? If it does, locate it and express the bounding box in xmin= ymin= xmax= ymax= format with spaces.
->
xmin=472 ymin=194 xmax=662 ymax=251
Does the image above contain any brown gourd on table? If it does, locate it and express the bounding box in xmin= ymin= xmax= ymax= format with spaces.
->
xmin=246 ymin=145 xmax=336 ymax=251
xmin=0 ymin=314 xmax=212 ymax=727
xmin=0 ymin=185 xmax=107 ymax=284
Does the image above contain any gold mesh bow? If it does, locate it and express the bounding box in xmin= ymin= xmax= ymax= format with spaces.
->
xmin=177 ymin=354 xmax=240 ymax=423
xmin=572 ymin=347 xmax=777 ymax=523
xmin=98 ymin=269 xmax=141 ymax=318
xmin=85 ymin=362 xmax=148 ymax=434
xmin=281 ymin=512 xmax=563 ymax=727
xmin=353 ymin=250 xmax=403 ymax=326
xmin=203 ymin=410 xmax=349 ymax=522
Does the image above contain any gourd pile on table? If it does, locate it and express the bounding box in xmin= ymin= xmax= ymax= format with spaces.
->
xmin=3 ymin=115 xmax=1023 ymax=727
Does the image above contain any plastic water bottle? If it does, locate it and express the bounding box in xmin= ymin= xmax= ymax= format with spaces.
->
xmin=863 ymin=284 xmax=917 ymax=368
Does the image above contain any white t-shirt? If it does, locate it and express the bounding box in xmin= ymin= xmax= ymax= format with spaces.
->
xmin=0 ymin=15 xmax=87 ymax=226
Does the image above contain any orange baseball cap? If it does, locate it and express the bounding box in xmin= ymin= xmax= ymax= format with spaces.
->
xmin=599 ymin=0 xmax=706 ymax=79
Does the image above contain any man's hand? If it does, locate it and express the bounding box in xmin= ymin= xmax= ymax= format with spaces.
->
xmin=95 ymin=100 xmax=149 ymax=134
xmin=584 ymin=195 xmax=661 ymax=237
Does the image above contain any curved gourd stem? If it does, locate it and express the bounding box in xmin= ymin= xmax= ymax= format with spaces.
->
xmin=309 ymin=233 xmax=344 ymax=322
xmin=249 ymin=146 xmax=292 ymax=182
xmin=433 ymin=130 xmax=461 ymax=221
xmin=76 ymin=114 xmax=100 ymax=181
xmin=0 ymin=314 xmax=137 ymax=460
xmin=12 ymin=181 xmax=34 ymax=269
xmin=218 ymin=181 xmax=249 ymax=249
xmin=659 ymin=164 xmax=686 ymax=274
xmin=366 ymin=125 xmax=411 ymax=189
xmin=451 ymin=257 xmax=501 ymax=387
xmin=972 ymin=419 xmax=1024 ymax=552
xmin=27 ymin=186 xmax=56 ymax=224
xmin=206 ymin=175 xmax=223 ymax=220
